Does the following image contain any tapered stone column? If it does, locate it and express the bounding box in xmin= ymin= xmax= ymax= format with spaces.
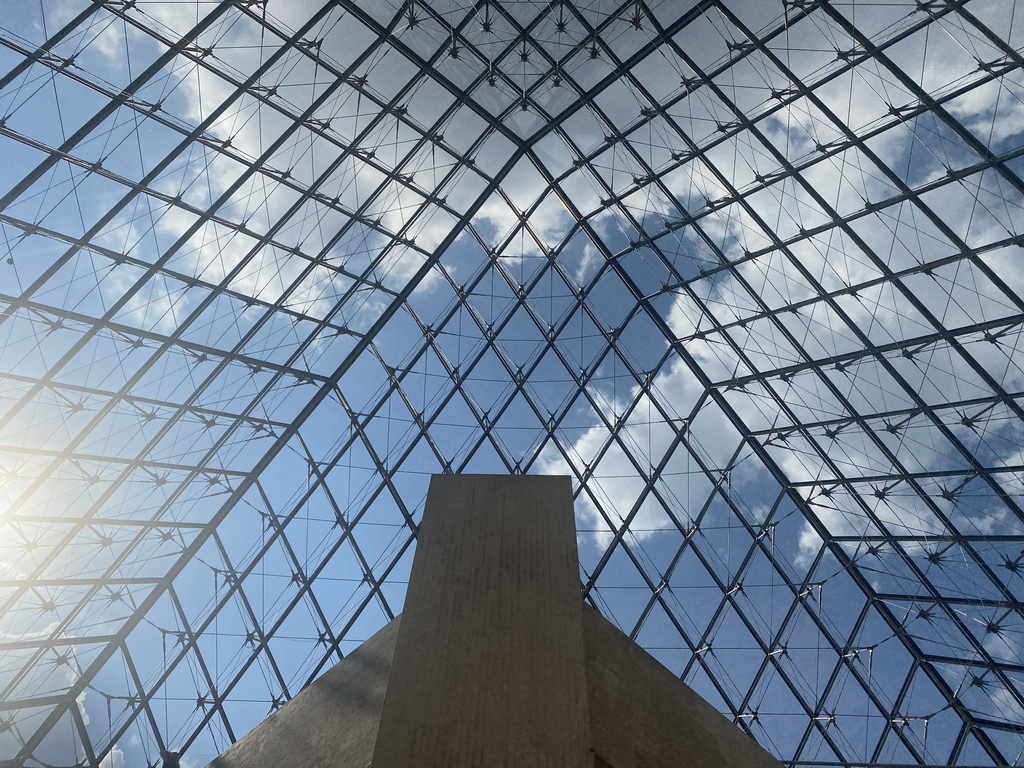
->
xmin=372 ymin=473 xmax=592 ymax=767
xmin=206 ymin=474 xmax=783 ymax=768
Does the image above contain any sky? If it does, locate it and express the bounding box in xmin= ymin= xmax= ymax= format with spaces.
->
xmin=0 ymin=0 xmax=1022 ymax=766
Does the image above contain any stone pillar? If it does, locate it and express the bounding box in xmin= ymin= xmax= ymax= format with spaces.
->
xmin=206 ymin=474 xmax=783 ymax=768
xmin=372 ymin=473 xmax=593 ymax=768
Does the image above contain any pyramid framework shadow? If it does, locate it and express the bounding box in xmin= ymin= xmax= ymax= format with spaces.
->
xmin=206 ymin=474 xmax=782 ymax=768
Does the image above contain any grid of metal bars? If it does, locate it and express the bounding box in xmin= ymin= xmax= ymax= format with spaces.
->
xmin=0 ymin=1 xmax=1022 ymax=766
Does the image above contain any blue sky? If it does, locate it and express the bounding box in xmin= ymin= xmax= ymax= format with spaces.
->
xmin=0 ymin=0 xmax=1023 ymax=766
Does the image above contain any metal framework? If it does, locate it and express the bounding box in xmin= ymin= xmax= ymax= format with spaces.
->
xmin=0 ymin=1 xmax=1022 ymax=766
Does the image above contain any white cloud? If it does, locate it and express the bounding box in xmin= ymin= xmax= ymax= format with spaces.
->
xmin=77 ymin=690 xmax=90 ymax=726
xmin=533 ymin=29 xmax=1024 ymax=578
xmin=100 ymin=744 xmax=125 ymax=768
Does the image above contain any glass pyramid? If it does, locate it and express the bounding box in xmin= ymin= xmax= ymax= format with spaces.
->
xmin=1 ymin=1 xmax=1022 ymax=766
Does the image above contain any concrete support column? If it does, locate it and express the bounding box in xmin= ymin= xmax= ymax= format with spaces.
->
xmin=206 ymin=474 xmax=783 ymax=768
xmin=372 ymin=474 xmax=592 ymax=768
